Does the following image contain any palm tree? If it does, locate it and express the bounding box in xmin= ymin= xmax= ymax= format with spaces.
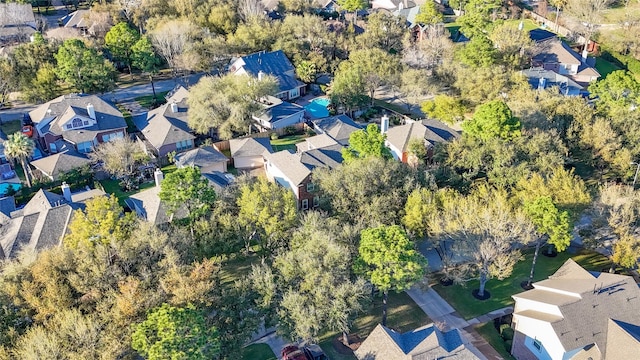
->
xmin=4 ymin=133 xmax=35 ymax=188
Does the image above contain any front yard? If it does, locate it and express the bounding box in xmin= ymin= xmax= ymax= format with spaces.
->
xmin=432 ymin=248 xmax=613 ymax=320
xmin=242 ymin=344 xmax=276 ymax=360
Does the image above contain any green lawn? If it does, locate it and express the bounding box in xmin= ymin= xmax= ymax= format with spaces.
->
xmin=134 ymin=90 xmax=170 ymax=108
xmin=319 ymin=291 xmax=431 ymax=360
xmin=432 ymin=249 xmax=613 ymax=320
xmin=99 ymin=165 xmax=177 ymax=206
xmin=504 ymin=19 xmax=539 ymax=32
xmin=595 ymin=57 xmax=623 ymax=78
xmin=475 ymin=322 xmax=515 ymax=360
xmin=219 ymin=253 xmax=260 ymax=288
xmin=242 ymin=343 xmax=276 ymax=360
xmin=1 ymin=119 xmax=21 ymax=135
xmin=271 ymin=134 xmax=308 ymax=152
xmin=115 ymin=105 xmax=137 ymax=133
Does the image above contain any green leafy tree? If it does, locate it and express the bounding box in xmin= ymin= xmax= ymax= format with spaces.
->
xmin=588 ymin=70 xmax=640 ymax=115
xmin=237 ymin=177 xmax=298 ymax=257
xmin=0 ymin=58 xmax=16 ymax=106
xmin=3 ymin=133 xmax=34 ymax=187
xmin=338 ymin=0 xmax=368 ymax=24
xmin=414 ymin=1 xmax=444 ymax=26
xmin=9 ymin=32 xmax=57 ymax=92
xmin=490 ymin=22 xmax=535 ymax=69
xmin=330 ymin=61 xmax=368 ymax=115
xmin=455 ymin=35 xmax=496 ymax=68
xmin=89 ymin=137 xmax=148 ymax=181
xmin=342 ymin=124 xmax=393 ymax=163
xmin=356 ymin=12 xmax=406 ymax=53
xmin=458 ymin=0 xmax=502 ymax=38
xmin=295 ymin=60 xmax=317 ymax=83
xmin=349 ymin=48 xmax=401 ymax=105
xmin=421 ymin=94 xmax=466 ymax=125
xmin=462 ymin=100 xmax=521 ymax=141
xmin=523 ymin=196 xmax=572 ymax=287
xmin=402 ymin=188 xmax=440 ymax=239
xmin=22 ymin=63 xmax=60 ymax=104
xmin=356 ymin=225 xmax=427 ymax=326
xmin=158 ymin=166 xmax=217 ymax=234
xmin=65 ymin=195 xmax=137 ymax=248
xmin=55 ymin=39 xmax=116 ymax=93
xmin=131 ymin=304 xmax=220 ymax=360
xmin=105 ymin=22 xmax=140 ymax=74
xmin=187 ymin=74 xmax=278 ymax=139
xmin=131 ymin=36 xmax=162 ymax=100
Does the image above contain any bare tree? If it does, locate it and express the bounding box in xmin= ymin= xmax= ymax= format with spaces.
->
xmin=117 ymin=0 xmax=142 ymax=24
xmin=238 ymin=0 xmax=265 ymax=22
xmin=565 ymin=0 xmax=613 ymax=54
xmin=150 ymin=19 xmax=199 ymax=77
xmin=431 ymin=185 xmax=536 ymax=297
xmin=402 ymin=27 xmax=454 ymax=70
xmin=90 ymin=137 xmax=149 ymax=183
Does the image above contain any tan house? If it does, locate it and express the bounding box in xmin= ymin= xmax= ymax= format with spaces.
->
xmin=511 ymin=259 xmax=640 ymax=360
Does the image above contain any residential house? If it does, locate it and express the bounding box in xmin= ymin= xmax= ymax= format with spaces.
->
xmin=134 ymin=87 xmax=195 ymax=158
xmin=371 ymin=0 xmax=417 ymax=11
xmin=0 ymin=3 xmax=36 ymax=46
xmin=174 ymin=146 xmax=228 ymax=173
xmin=521 ymin=67 xmax=584 ymax=96
xmin=311 ymin=114 xmax=363 ymax=146
xmin=531 ymin=38 xmax=600 ymax=86
xmin=30 ymin=94 xmax=127 ymax=154
xmin=384 ymin=117 xmax=459 ymax=163
xmin=58 ymin=10 xmax=112 ymax=38
xmin=0 ymin=185 xmax=105 ymax=260
xmin=30 ymin=150 xmax=91 ymax=181
xmin=0 ymin=129 xmax=7 ymax=163
xmin=125 ymin=169 xmax=187 ymax=226
xmin=511 ymin=259 xmax=640 ymax=360
xmin=227 ymin=137 xmax=273 ymax=169
xmin=264 ymin=144 xmax=343 ymax=210
xmin=229 ymin=50 xmax=306 ymax=101
xmin=0 ymin=196 xmax=15 ymax=219
xmin=253 ymin=96 xmax=306 ymax=131
xmin=354 ymin=323 xmax=481 ymax=360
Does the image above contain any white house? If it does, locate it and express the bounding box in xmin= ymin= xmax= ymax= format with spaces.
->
xmin=511 ymin=259 xmax=640 ymax=360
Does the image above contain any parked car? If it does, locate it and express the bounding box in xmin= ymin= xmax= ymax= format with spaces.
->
xmin=281 ymin=345 xmax=308 ymax=360
xmin=303 ymin=344 xmax=328 ymax=360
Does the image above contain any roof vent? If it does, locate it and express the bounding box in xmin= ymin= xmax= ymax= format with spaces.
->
xmin=87 ymin=103 xmax=96 ymax=120
xmin=170 ymin=102 xmax=178 ymax=113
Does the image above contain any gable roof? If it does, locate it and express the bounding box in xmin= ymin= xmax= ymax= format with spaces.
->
xmin=30 ymin=151 xmax=91 ymax=179
xmin=297 ymin=134 xmax=339 ymax=152
xmin=229 ymin=137 xmax=273 ymax=158
xmin=312 ymin=114 xmax=363 ymax=145
xmin=521 ymin=67 xmax=584 ymax=93
xmin=203 ymin=171 xmax=235 ymax=188
xmin=166 ymin=85 xmax=189 ymax=103
xmin=266 ymin=144 xmax=344 ymax=186
xmin=0 ymin=3 xmax=36 ymax=26
xmin=355 ymin=324 xmax=479 ymax=360
xmin=513 ymin=259 xmax=640 ymax=357
xmin=233 ymin=50 xmax=305 ymax=93
xmin=135 ymin=99 xmax=194 ymax=151
xmin=534 ymin=39 xmax=583 ymax=66
xmin=529 ymin=28 xmax=556 ymax=42
xmin=30 ymin=94 xmax=126 ymax=141
xmin=174 ymin=146 xmax=228 ymax=169
xmin=386 ymin=122 xmax=426 ymax=152
xmin=125 ymin=186 xmax=188 ymax=225
xmin=254 ymin=99 xmax=305 ymax=124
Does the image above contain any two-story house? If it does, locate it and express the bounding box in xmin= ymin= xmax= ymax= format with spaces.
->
xmin=30 ymin=94 xmax=127 ymax=154
xmin=264 ymin=144 xmax=343 ymax=210
xmin=229 ymin=50 xmax=306 ymax=101
xmin=511 ymin=259 xmax=640 ymax=360
xmin=0 ymin=3 xmax=36 ymax=46
xmin=384 ymin=117 xmax=459 ymax=163
xmin=252 ymin=96 xmax=306 ymax=131
xmin=134 ymin=86 xmax=195 ymax=159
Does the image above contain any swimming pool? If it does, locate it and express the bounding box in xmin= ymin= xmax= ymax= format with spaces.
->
xmin=0 ymin=182 xmax=21 ymax=195
xmin=304 ymin=97 xmax=330 ymax=119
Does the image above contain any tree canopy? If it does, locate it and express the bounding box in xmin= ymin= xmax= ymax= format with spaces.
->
xmin=342 ymin=124 xmax=393 ymax=163
xmin=462 ymin=100 xmax=521 ymax=141
xmin=55 ymin=39 xmax=116 ymax=94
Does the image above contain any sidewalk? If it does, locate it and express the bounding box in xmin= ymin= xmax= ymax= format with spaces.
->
xmin=406 ymin=286 xmax=513 ymax=359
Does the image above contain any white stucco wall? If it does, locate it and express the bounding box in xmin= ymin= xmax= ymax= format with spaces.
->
xmin=271 ymin=111 xmax=305 ymax=130
xmin=513 ymin=298 xmax=564 ymax=318
xmin=264 ymin=160 xmax=299 ymax=198
xmin=513 ymin=315 xmax=566 ymax=360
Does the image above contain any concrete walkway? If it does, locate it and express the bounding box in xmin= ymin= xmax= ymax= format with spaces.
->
xmin=406 ymin=286 xmax=513 ymax=359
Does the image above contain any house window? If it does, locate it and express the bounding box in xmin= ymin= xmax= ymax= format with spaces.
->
xmin=289 ymin=88 xmax=299 ymax=99
xmin=77 ymin=141 xmax=93 ymax=153
xmin=313 ymin=196 xmax=319 ymax=207
xmin=301 ymin=199 xmax=309 ymax=210
xmin=84 ymin=121 xmax=89 ymax=126
xmin=306 ymin=182 xmax=314 ymax=192
xmin=102 ymin=131 xmax=124 ymax=142
xmin=49 ymin=142 xmax=57 ymax=153
xmin=66 ymin=124 xmax=72 ymax=129
xmin=72 ymin=118 xmax=83 ymax=128
xmin=533 ymin=339 xmax=542 ymax=352
xmin=176 ymin=139 xmax=193 ymax=152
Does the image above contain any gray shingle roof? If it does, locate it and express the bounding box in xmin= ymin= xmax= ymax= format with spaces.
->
xmin=312 ymin=114 xmax=363 ymax=145
xmin=355 ymin=324 xmax=479 ymax=360
xmin=0 ymin=3 xmax=36 ymax=26
xmin=233 ymin=50 xmax=305 ymax=93
xmin=513 ymin=259 xmax=640 ymax=357
xmin=265 ymin=150 xmax=312 ymax=186
xmin=229 ymin=137 xmax=273 ymax=158
xmin=203 ymin=171 xmax=234 ymax=188
xmin=299 ymin=144 xmax=344 ymax=170
xmin=30 ymin=94 xmax=126 ymax=143
xmin=125 ymin=186 xmax=187 ymax=225
xmin=254 ymin=99 xmax=305 ymax=124
xmin=174 ymin=146 xmax=228 ymax=169
xmin=0 ymin=196 xmax=15 ymax=217
xmin=135 ymin=99 xmax=195 ymax=151
xmin=30 ymin=151 xmax=91 ymax=179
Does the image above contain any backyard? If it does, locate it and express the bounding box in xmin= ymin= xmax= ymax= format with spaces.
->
xmin=270 ymin=134 xmax=308 ymax=152
xmin=98 ymin=164 xmax=177 ymax=206
xmin=0 ymin=119 xmax=21 ymax=136
xmin=432 ymin=248 xmax=613 ymax=320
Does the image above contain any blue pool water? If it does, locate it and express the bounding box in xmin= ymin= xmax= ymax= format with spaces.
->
xmin=304 ymin=97 xmax=330 ymax=119
xmin=0 ymin=182 xmax=21 ymax=195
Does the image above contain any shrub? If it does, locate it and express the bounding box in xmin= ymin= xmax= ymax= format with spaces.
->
xmin=270 ymin=132 xmax=279 ymax=140
xmin=501 ymin=327 xmax=514 ymax=341
xmin=504 ymin=339 xmax=513 ymax=352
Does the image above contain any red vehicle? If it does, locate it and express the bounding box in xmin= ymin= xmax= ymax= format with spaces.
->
xmin=281 ymin=345 xmax=308 ymax=360
xmin=21 ymin=125 xmax=33 ymax=138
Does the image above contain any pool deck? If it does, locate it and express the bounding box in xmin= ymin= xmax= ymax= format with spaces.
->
xmin=293 ymin=94 xmax=327 ymax=107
